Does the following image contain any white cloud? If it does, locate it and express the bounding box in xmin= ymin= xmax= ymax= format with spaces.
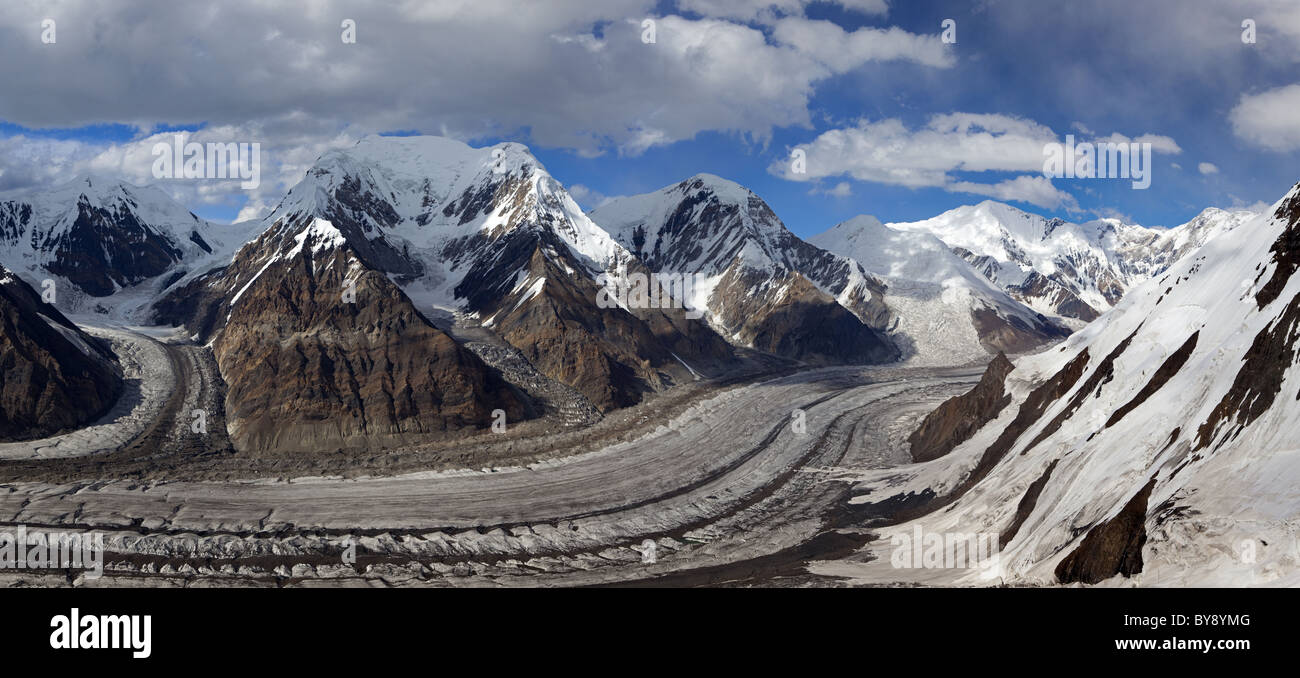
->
xmin=1198 ymin=162 xmax=1219 ymax=175
xmin=811 ymin=181 xmax=853 ymax=197
xmin=678 ymin=0 xmax=888 ymax=22
xmin=1092 ymin=206 xmax=1134 ymax=223
xmin=1225 ymin=197 xmax=1273 ymax=214
xmin=1230 ymin=84 xmax=1300 ymax=151
xmin=769 ymin=18 xmax=953 ymax=71
xmin=1091 ymin=133 xmax=1182 ymax=155
xmin=948 ymin=176 xmax=1077 ymax=210
xmin=0 ymin=0 xmax=947 ymax=165
xmin=772 ymin=113 xmax=1178 ymax=209
xmin=0 ymin=116 xmax=363 ymax=222
xmin=773 ymin=113 xmax=1059 ymax=188
xmin=568 ymin=184 xmax=622 ymax=210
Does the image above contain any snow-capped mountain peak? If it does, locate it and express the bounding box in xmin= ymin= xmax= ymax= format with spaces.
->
xmin=887 ymin=200 xmax=1260 ymax=322
xmin=258 ymin=134 xmax=636 ymax=308
xmin=811 ymin=214 xmax=1069 ymax=364
xmin=0 ymin=174 xmax=247 ymax=316
xmin=591 ymin=175 xmax=900 ymax=364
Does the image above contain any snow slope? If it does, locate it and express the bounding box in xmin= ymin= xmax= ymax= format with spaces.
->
xmin=833 ymin=181 xmax=1300 ymax=586
xmin=811 ymin=215 xmax=1066 ymax=365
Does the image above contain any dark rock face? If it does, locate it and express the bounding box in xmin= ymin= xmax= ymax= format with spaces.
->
xmin=1106 ymin=331 xmax=1199 ymax=429
xmin=951 ymin=246 xmax=1103 ymax=322
xmin=158 ymin=218 xmax=525 ymax=453
xmin=1023 ymin=327 xmax=1140 ymax=451
xmin=712 ymin=267 xmax=898 ymax=364
xmin=0 ymin=267 xmax=122 ymax=440
xmin=596 ymin=176 xmax=898 ymax=364
xmin=908 ymin=352 xmax=1015 ymax=463
xmin=968 ymin=348 xmax=1091 ymax=485
xmin=1055 ymin=478 xmax=1155 ymax=584
xmin=1005 ymin=271 xmax=1100 ymax=322
xmin=1195 ymin=290 xmax=1300 ymax=451
xmin=315 ymin=173 xmax=425 ymax=279
xmin=470 ymin=237 xmax=734 ymax=412
xmin=1254 ymin=182 xmax=1300 ymax=309
xmin=970 ymin=308 xmax=1071 ymax=355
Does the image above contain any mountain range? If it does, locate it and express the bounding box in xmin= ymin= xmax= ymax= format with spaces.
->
xmin=877 ymin=181 xmax=1300 ymax=585
xmin=886 ymin=200 xmax=1256 ymax=323
xmin=0 ymin=135 xmax=1259 ymax=452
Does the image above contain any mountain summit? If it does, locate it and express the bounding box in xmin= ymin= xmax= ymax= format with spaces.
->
xmin=592 ymin=174 xmax=899 ymax=364
xmin=887 ymin=200 xmax=1256 ymax=322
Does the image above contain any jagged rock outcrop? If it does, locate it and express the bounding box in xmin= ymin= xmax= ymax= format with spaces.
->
xmin=908 ymin=352 xmax=1015 ymax=462
xmin=889 ymin=201 xmax=1256 ymax=322
xmin=591 ymin=174 xmax=898 ymax=364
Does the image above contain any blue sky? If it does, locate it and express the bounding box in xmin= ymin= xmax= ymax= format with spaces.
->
xmin=1 ymin=0 xmax=1297 ymax=237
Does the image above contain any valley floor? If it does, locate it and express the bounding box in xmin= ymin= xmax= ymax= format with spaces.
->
xmin=0 ymin=325 xmax=985 ymax=587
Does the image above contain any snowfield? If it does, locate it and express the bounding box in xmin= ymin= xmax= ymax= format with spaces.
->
xmin=886 ymin=200 xmax=1257 ymax=319
xmin=811 ymin=214 xmax=1056 ymax=366
xmin=815 ymin=183 xmax=1300 ymax=587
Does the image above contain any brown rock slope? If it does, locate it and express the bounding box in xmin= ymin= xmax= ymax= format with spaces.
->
xmin=156 ymin=217 xmax=524 ymax=453
xmin=907 ymin=352 xmax=1015 ymax=462
xmin=0 ymin=266 xmax=122 ymax=440
xmin=461 ymin=228 xmax=736 ymax=411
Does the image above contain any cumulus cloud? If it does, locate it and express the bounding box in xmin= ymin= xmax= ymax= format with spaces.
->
xmin=0 ymin=115 xmax=363 ymax=222
xmin=1230 ymin=84 xmax=1300 ymax=151
xmin=1092 ymin=206 xmax=1134 ymax=223
xmin=1220 ymin=196 xmax=1274 ymax=214
xmin=1092 ymin=133 xmax=1182 ymax=155
xmin=772 ymin=113 xmax=1179 ymax=209
xmin=1198 ymin=162 xmax=1220 ymax=175
xmin=678 ymin=0 xmax=889 ymax=22
xmin=948 ymin=176 xmax=1077 ymax=210
xmin=774 ymin=114 xmax=1059 ymax=187
xmin=810 ymin=181 xmax=853 ymax=197
xmin=0 ymin=1 xmax=947 ymax=160
xmin=769 ymin=18 xmax=953 ymax=71
xmin=568 ymin=184 xmax=623 ymax=210
xmin=0 ymin=0 xmax=958 ymax=208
